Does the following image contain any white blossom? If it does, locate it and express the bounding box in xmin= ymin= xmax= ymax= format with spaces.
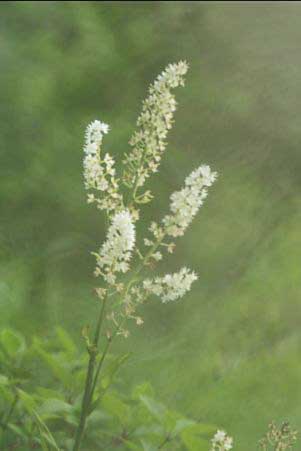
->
xmin=152 ymin=251 xmax=162 ymax=261
xmin=122 ymin=61 xmax=189 ymax=199
xmin=94 ymin=210 xmax=135 ymax=284
xmin=211 ymin=430 xmax=233 ymax=451
xmin=83 ymin=119 xmax=122 ymax=213
xmin=143 ymin=267 xmax=198 ymax=303
xmin=85 ymin=120 xmax=109 ymax=149
xmin=162 ymin=164 xmax=217 ymax=237
xmin=144 ymin=238 xmax=153 ymax=247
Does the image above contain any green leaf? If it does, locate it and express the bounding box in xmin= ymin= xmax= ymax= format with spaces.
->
xmin=181 ymin=432 xmax=209 ymax=451
xmin=36 ymin=387 xmax=65 ymax=400
xmin=101 ymin=353 xmax=131 ymax=391
xmin=134 ymin=424 xmax=165 ymax=438
xmin=34 ymin=341 xmax=70 ymax=386
xmin=123 ymin=440 xmax=141 ymax=451
xmin=132 ymin=382 xmax=154 ymax=399
xmin=55 ymin=327 xmax=76 ymax=357
xmin=34 ymin=411 xmax=61 ymax=451
xmin=102 ymin=391 xmax=130 ymax=424
xmin=18 ymin=388 xmax=37 ymax=411
xmin=172 ymin=418 xmax=196 ymax=437
xmin=18 ymin=389 xmax=60 ymax=450
xmin=7 ymin=422 xmax=27 ymax=439
xmin=0 ymin=329 xmax=26 ymax=357
xmin=139 ymin=395 xmax=166 ymax=422
xmin=181 ymin=423 xmax=216 ymax=451
xmin=0 ymin=374 xmax=9 ymax=386
xmin=140 ymin=439 xmax=157 ymax=451
xmin=184 ymin=423 xmax=217 ymax=437
xmin=38 ymin=398 xmax=72 ymax=419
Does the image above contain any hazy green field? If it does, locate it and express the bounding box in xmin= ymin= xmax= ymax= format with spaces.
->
xmin=1 ymin=2 xmax=301 ymax=448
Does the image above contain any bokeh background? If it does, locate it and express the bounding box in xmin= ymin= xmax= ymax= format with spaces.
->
xmin=1 ymin=2 xmax=301 ymax=448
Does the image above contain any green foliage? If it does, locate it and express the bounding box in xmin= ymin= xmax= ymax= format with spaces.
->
xmin=0 ymin=328 xmax=217 ymax=450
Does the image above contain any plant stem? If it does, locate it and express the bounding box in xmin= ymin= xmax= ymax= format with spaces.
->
xmin=73 ymin=296 xmax=107 ymax=451
xmin=73 ymin=229 xmax=164 ymax=451
xmin=89 ymin=320 xmax=123 ymax=405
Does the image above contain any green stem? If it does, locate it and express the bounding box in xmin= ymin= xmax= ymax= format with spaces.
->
xmin=73 ymin=296 xmax=107 ymax=451
xmin=73 ymin=230 xmax=164 ymax=451
xmin=132 ymin=235 xmax=165 ymax=280
xmin=88 ymin=319 xmax=123 ymax=406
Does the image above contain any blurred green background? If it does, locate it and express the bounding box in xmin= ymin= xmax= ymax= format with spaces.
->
xmin=1 ymin=2 xmax=301 ymax=448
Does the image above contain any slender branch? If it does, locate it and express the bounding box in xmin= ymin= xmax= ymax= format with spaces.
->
xmin=89 ymin=320 xmax=123 ymax=405
xmin=73 ymin=296 xmax=107 ymax=451
xmin=93 ymin=296 xmax=108 ymax=347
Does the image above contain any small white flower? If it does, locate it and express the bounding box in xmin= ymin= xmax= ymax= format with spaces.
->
xmin=152 ymin=251 xmax=162 ymax=261
xmin=211 ymin=429 xmax=233 ymax=451
xmin=83 ymin=119 xmax=122 ymax=212
xmin=84 ymin=142 xmax=98 ymax=154
xmin=224 ymin=437 xmax=233 ymax=450
xmin=94 ymin=210 xmax=136 ymax=284
xmin=85 ymin=120 xmax=109 ymax=147
xmin=123 ymin=61 xmax=189 ymax=197
xmin=212 ymin=431 xmax=226 ymax=443
xmin=143 ymin=267 xmax=197 ymax=303
xmin=163 ymin=164 xmax=217 ymax=237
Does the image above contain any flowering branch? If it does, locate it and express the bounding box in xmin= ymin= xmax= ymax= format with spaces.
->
xmin=73 ymin=61 xmax=218 ymax=450
xmin=122 ymin=61 xmax=188 ymax=214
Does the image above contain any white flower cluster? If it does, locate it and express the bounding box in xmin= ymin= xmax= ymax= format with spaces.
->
xmin=143 ymin=267 xmax=198 ymax=303
xmin=162 ymin=164 xmax=217 ymax=237
xmin=82 ymin=63 xmax=219 ymax=333
xmin=94 ymin=210 xmax=135 ymax=285
xmin=123 ymin=61 xmax=188 ymax=196
xmin=83 ymin=120 xmax=122 ymax=213
xmin=85 ymin=119 xmax=109 ymax=151
xmin=211 ymin=430 xmax=233 ymax=451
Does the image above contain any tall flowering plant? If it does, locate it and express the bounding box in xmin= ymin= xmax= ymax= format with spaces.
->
xmin=0 ymin=62 xmax=298 ymax=450
xmin=74 ymin=62 xmax=218 ymax=450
